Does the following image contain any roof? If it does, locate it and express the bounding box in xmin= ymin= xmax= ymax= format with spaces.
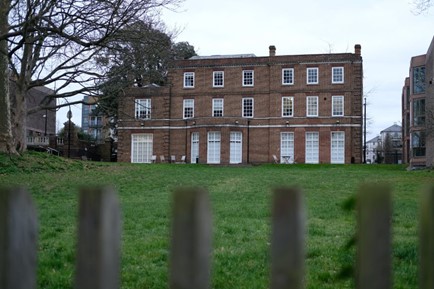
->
xmin=367 ymin=136 xmax=381 ymax=143
xmin=380 ymin=124 xmax=401 ymax=133
xmin=190 ymin=54 xmax=256 ymax=60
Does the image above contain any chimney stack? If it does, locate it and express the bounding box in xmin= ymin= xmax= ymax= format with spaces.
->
xmin=354 ymin=44 xmax=361 ymax=56
xmin=269 ymin=45 xmax=276 ymax=57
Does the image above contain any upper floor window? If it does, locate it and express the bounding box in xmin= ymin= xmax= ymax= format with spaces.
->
xmin=413 ymin=66 xmax=425 ymax=94
xmin=282 ymin=68 xmax=294 ymax=85
xmin=332 ymin=96 xmax=344 ymax=116
xmin=212 ymin=98 xmax=224 ymax=117
xmin=242 ymin=98 xmax=254 ymax=118
xmin=413 ymin=98 xmax=425 ymax=126
xmin=306 ymin=96 xmax=318 ymax=117
xmin=135 ymin=99 xmax=151 ymax=119
xmin=307 ymin=68 xmax=319 ymax=84
xmin=183 ymin=99 xmax=194 ymax=119
xmin=332 ymin=67 xmax=344 ymax=84
xmin=242 ymin=70 xmax=254 ymax=87
xmin=90 ymin=116 xmax=103 ymax=127
xmin=282 ymin=96 xmax=294 ymax=117
xmin=412 ymin=131 xmax=426 ymax=157
xmin=184 ymin=72 xmax=195 ymax=88
xmin=213 ymin=71 xmax=224 ymax=87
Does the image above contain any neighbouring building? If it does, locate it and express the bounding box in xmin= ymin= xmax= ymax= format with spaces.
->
xmin=366 ymin=135 xmax=381 ymax=164
xmin=81 ymin=95 xmax=107 ymax=143
xmin=117 ymin=45 xmax=364 ymax=164
xmin=402 ymin=36 xmax=434 ymax=168
xmin=380 ymin=124 xmax=403 ymax=164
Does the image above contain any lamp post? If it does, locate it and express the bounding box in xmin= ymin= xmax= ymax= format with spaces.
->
xmin=363 ymin=97 xmax=367 ymax=164
xmin=67 ymin=108 xmax=72 ymax=158
xmin=43 ymin=109 xmax=47 ymax=136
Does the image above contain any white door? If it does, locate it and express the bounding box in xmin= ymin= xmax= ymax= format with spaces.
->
xmin=131 ymin=134 xmax=153 ymax=163
xmin=230 ymin=132 xmax=242 ymax=164
xmin=305 ymin=132 xmax=319 ymax=164
xmin=331 ymin=132 xmax=345 ymax=164
xmin=207 ymin=132 xmax=221 ymax=164
xmin=191 ymin=132 xmax=199 ymax=164
xmin=280 ymin=132 xmax=294 ymax=163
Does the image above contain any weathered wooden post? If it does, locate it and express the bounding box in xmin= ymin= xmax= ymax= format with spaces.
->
xmin=420 ymin=184 xmax=434 ymax=289
xmin=169 ymin=188 xmax=212 ymax=289
xmin=75 ymin=187 xmax=121 ymax=289
xmin=0 ymin=187 xmax=38 ymax=289
xmin=356 ymin=184 xmax=392 ymax=289
xmin=270 ymin=187 xmax=305 ymax=289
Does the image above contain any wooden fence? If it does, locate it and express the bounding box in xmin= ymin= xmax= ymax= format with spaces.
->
xmin=0 ymin=185 xmax=433 ymax=289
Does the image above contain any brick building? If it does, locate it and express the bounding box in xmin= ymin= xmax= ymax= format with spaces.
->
xmin=117 ymin=45 xmax=363 ymax=164
xmin=402 ymin=36 xmax=434 ymax=168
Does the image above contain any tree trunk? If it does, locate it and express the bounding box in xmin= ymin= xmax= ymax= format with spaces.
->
xmin=10 ymin=86 xmax=27 ymax=153
xmin=0 ymin=0 xmax=16 ymax=154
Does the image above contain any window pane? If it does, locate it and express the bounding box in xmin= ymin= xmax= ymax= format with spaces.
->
xmin=213 ymin=71 xmax=224 ymax=87
xmin=332 ymin=67 xmax=344 ymax=83
xmin=307 ymin=68 xmax=318 ymax=84
xmin=282 ymin=97 xmax=294 ymax=117
xmin=243 ymin=70 xmax=254 ymax=86
xmin=413 ymin=98 xmax=425 ymax=126
xmin=184 ymin=99 xmax=194 ymax=118
xmin=242 ymin=98 xmax=254 ymax=117
xmin=332 ymin=96 xmax=344 ymax=116
xmin=282 ymin=68 xmax=294 ymax=85
xmin=331 ymin=132 xmax=345 ymax=163
xmin=305 ymin=132 xmax=319 ymax=163
xmin=280 ymin=132 xmax=294 ymax=163
xmin=135 ymin=99 xmax=151 ymax=119
xmin=306 ymin=96 xmax=318 ymax=117
xmin=230 ymin=132 xmax=242 ymax=164
xmin=213 ymin=99 xmax=224 ymax=117
xmin=184 ymin=72 xmax=195 ymax=88
xmin=413 ymin=66 xmax=425 ymax=94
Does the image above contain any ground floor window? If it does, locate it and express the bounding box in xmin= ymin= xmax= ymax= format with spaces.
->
xmin=230 ymin=132 xmax=242 ymax=164
xmin=131 ymin=133 xmax=153 ymax=163
xmin=191 ymin=132 xmax=199 ymax=163
xmin=331 ymin=131 xmax=345 ymax=164
xmin=305 ymin=132 xmax=319 ymax=164
xmin=280 ymin=132 xmax=294 ymax=163
xmin=207 ymin=132 xmax=221 ymax=164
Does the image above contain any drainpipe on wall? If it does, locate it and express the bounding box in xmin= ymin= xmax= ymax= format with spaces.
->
xmin=247 ymin=120 xmax=250 ymax=164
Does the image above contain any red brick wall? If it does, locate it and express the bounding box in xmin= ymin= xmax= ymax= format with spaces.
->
xmin=118 ymin=48 xmax=363 ymax=164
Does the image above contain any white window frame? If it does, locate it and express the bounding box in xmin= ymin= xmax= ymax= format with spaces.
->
xmin=131 ymin=133 xmax=153 ymax=163
xmin=242 ymin=98 xmax=254 ymax=118
xmin=282 ymin=96 xmax=294 ymax=117
xmin=135 ymin=99 xmax=151 ymax=119
xmin=183 ymin=72 xmax=195 ymax=88
xmin=332 ymin=67 xmax=344 ymax=84
xmin=191 ymin=132 xmax=199 ymax=164
xmin=331 ymin=131 xmax=345 ymax=164
xmin=305 ymin=132 xmax=319 ymax=164
xmin=183 ymin=99 xmax=194 ymax=119
xmin=207 ymin=131 xmax=221 ymax=164
xmin=332 ymin=96 xmax=344 ymax=117
xmin=306 ymin=96 xmax=318 ymax=117
xmin=242 ymin=70 xmax=254 ymax=87
xmin=230 ymin=132 xmax=242 ymax=164
xmin=212 ymin=98 xmax=224 ymax=117
xmin=213 ymin=71 xmax=224 ymax=87
xmin=282 ymin=68 xmax=294 ymax=85
xmin=306 ymin=67 xmax=319 ymax=84
xmin=280 ymin=132 xmax=294 ymax=164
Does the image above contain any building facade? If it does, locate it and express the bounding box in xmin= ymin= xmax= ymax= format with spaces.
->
xmin=402 ymin=36 xmax=434 ymax=168
xmin=81 ymin=95 xmax=107 ymax=143
xmin=118 ymin=45 xmax=364 ymax=164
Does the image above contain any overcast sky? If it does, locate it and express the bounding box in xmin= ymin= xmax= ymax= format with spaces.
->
xmin=161 ymin=0 xmax=434 ymax=139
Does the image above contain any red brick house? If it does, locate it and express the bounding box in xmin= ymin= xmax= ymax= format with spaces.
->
xmin=117 ymin=45 xmax=363 ymax=164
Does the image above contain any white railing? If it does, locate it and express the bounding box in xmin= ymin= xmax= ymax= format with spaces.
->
xmin=27 ymin=136 xmax=49 ymax=146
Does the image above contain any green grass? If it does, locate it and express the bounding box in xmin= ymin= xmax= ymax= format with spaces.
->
xmin=1 ymin=152 xmax=433 ymax=288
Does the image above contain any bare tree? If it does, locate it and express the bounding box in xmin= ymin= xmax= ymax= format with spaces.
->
xmin=0 ymin=0 xmax=181 ymax=154
xmin=412 ymin=0 xmax=433 ymax=14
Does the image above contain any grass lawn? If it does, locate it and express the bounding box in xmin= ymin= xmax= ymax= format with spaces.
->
xmin=1 ymin=152 xmax=433 ymax=289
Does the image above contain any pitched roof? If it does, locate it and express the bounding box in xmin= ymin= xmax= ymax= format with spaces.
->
xmin=380 ymin=124 xmax=401 ymax=133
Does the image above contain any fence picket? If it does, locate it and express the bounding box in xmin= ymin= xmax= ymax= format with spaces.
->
xmin=420 ymin=185 xmax=434 ymax=289
xmin=170 ymin=188 xmax=212 ymax=289
xmin=74 ymin=187 xmax=121 ymax=289
xmin=356 ymin=184 xmax=392 ymax=289
xmin=271 ymin=187 xmax=305 ymax=289
xmin=0 ymin=187 xmax=38 ymax=289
